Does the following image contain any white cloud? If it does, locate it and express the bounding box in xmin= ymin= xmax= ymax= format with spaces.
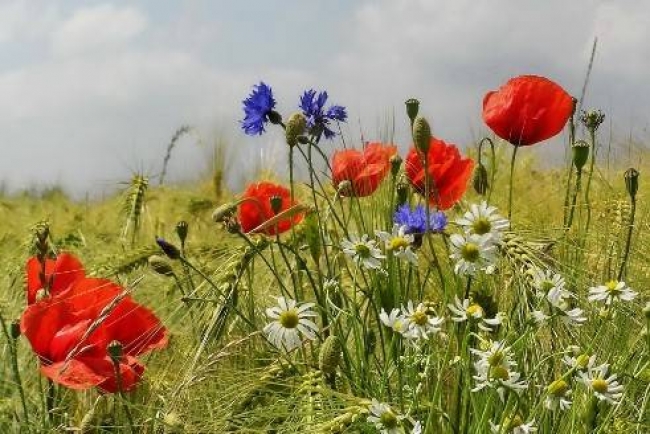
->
xmin=51 ymin=4 xmax=147 ymax=57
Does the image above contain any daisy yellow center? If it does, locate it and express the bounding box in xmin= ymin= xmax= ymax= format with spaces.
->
xmin=460 ymin=243 xmax=480 ymax=262
xmin=488 ymin=351 xmax=504 ymax=367
xmin=472 ymin=217 xmax=492 ymax=235
xmin=605 ymin=280 xmax=620 ymax=294
xmin=466 ymin=304 xmax=483 ymax=317
xmin=411 ymin=310 xmax=429 ymax=326
xmin=592 ymin=378 xmax=608 ymax=394
xmin=379 ymin=410 xmax=398 ymax=429
xmin=393 ymin=319 xmax=403 ymax=331
xmin=548 ymin=379 xmax=569 ymax=396
xmin=355 ymin=244 xmax=371 ymax=258
xmin=389 ymin=237 xmax=410 ymax=251
xmin=541 ymin=280 xmax=555 ymax=292
xmin=279 ymin=309 xmax=300 ymax=329
xmin=576 ymin=354 xmax=591 ymax=369
xmin=490 ymin=365 xmax=509 ymax=381
xmin=507 ymin=415 xmax=524 ymax=429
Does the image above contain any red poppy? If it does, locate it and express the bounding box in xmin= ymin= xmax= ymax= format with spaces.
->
xmin=238 ymin=182 xmax=304 ymax=235
xmin=25 ymin=253 xmax=85 ymax=304
xmin=482 ymin=75 xmax=573 ymax=147
xmin=20 ymin=275 xmax=168 ymax=393
xmin=331 ymin=142 xmax=397 ymax=197
xmin=405 ymin=137 xmax=474 ymax=210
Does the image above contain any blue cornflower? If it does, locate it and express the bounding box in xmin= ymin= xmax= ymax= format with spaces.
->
xmin=299 ymin=89 xmax=347 ymax=139
xmin=394 ymin=204 xmax=447 ymax=235
xmin=241 ymin=82 xmax=278 ymax=136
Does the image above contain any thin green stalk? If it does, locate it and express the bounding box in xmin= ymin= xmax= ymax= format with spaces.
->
xmin=566 ymin=169 xmax=583 ymax=230
xmin=507 ymin=144 xmax=520 ymax=227
xmin=583 ymin=129 xmax=597 ymax=234
xmin=618 ymin=196 xmax=636 ymax=281
xmin=112 ymin=362 xmax=135 ymax=433
xmin=0 ymin=313 xmax=29 ymax=426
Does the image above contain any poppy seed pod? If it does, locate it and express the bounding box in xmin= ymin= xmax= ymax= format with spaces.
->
xmin=572 ymin=140 xmax=590 ymax=171
xmin=148 ymin=255 xmax=174 ymax=277
xmin=156 ymin=237 xmax=181 ymax=260
xmin=405 ymin=98 xmax=420 ymax=124
xmin=107 ymin=340 xmax=124 ymax=364
xmin=389 ymin=154 xmax=402 ymax=177
xmin=625 ymin=168 xmax=639 ymax=200
xmin=412 ymin=117 xmax=432 ymax=154
xmin=319 ymin=335 xmax=342 ymax=375
xmin=285 ymin=112 xmax=307 ymax=147
xmin=269 ymin=195 xmax=283 ymax=215
xmin=473 ymin=163 xmax=489 ymax=195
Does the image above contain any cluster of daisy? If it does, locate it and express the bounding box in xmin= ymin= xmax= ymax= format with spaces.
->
xmin=560 ymin=349 xmax=624 ymax=406
xmin=367 ymin=400 xmax=421 ymax=434
xmin=530 ymin=268 xmax=586 ymax=327
xmin=447 ymin=296 xmax=502 ymax=332
xmin=380 ymin=301 xmax=444 ymax=341
xmin=471 ymin=340 xmax=528 ymax=401
xmin=450 ymin=202 xmax=508 ymax=276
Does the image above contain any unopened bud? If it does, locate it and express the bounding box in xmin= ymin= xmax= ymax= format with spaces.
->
xmin=625 ymin=168 xmax=639 ymax=200
xmin=473 ymin=163 xmax=489 ymax=195
xmin=175 ymin=221 xmax=189 ymax=245
xmin=268 ymin=110 xmax=283 ymax=125
xmin=396 ymin=181 xmax=409 ymax=206
xmin=156 ymin=237 xmax=181 ymax=260
xmin=389 ymin=154 xmax=402 ymax=177
xmin=405 ymin=98 xmax=420 ymax=124
xmin=580 ymin=109 xmax=605 ymax=132
xmin=319 ymin=335 xmax=342 ymax=375
xmin=10 ymin=320 xmax=20 ymax=340
xmin=285 ymin=112 xmax=307 ymax=147
xmin=149 ymin=255 xmax=174 ymax=277
xmin=643 ymin=302 xmax=650 ymax=320
xmin=547 ymin=379 xmax=569 ymax=397
xmin=212 ymin=203 xmax=237 ymax=223
xmin=412 ymin=117 xmax=431 ymax=154
xmin=572 ymin=140 xmax=590 ymax=171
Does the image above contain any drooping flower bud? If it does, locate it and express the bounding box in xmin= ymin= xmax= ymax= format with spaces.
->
xmin=473 ymin=163 xmax=489 ymax=195
xmin=547 ymin=379 xmax=569 ymax=397
xmin=267 ymin=110 xmax=283 ymax=125
xmin=285 ymin=112 xmax=307 ymax=147
xmin=156 ymin=237 xmax=181 ymax=260
xmin=572 ymin=140 xmax=590 ymax=171
xmin=107 ymin=340 xmax=124 ymax=364
xmin=212 ymin=202 xmax=237 ymax=223
xmin=625 ymin=168 xmax=639 ymax=200
xmin=389 ymin=154 xmax=402 ymax=177
xmin=405 ymin=98 xmax=420 ymax=124
xmin=269 ymin=195 xmax=283 ymax=215
xmin=175 ymin=221 xmax=189 ymax=245
xmin=412 ymin=117 xmax=431 ymax=154
xmin=149 ymin=255 xmax=174 ymax=277
xmin=10 ymin=320 xmax=21 ymax=340
xmin=319 ymin=335 xmax=342 ymax=375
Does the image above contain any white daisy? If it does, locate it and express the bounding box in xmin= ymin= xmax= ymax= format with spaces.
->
xmin=472 ymin=365 xmax=528 ymax=400
xmin=411 ymin=421 xmax=422 ymax=434
xmin=263 ymin=297 xmax=318 ymax=351
xmin=380 ymin=308 xmax=407 ymax=334
xmin=588 ymin=280 xmax=637 ymax=305
xmin=401 ymin=301 xmax=444 ymax=340
xmin=341 ymin=234 xmax=385 ymax=270
xmin=531 ymin=269 xmax=572 ymax=308
xmin=376 ymin=225 xmax=418 ymax=265
xmin=449 ymin=233 xmax=497 ymax=276
xmin=471 ymin=340 xmax=517 ymax=373
xmin=456 ymin=201 xmax=509 ymax=241
xmin=558 ymin=307 xmax=587 ymax=327
xmin=531 ymin=310 xmax=550 ymax=326
xmin=544 ymin=379 xmax=572 ymax=412
xmin=490 ymin=416 xmax=537 ymax=434
xmin=447 ymin=296 xmax=501 ymax=331
xmin=367 ymin=399 xmax=403 ymax=434
xmin=579 ymin=364 xmax=624 ymax=405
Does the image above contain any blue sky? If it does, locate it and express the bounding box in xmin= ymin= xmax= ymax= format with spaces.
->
xmin=0 ymin=0 xmax=648 ymax=195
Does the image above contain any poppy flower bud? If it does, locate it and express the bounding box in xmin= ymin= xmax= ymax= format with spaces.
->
xmin=156 ymin=237 xmax=181 ymax=260
xmin=389 ymin=154 xmax=402 ymax=177
xmin=212 ymin=203 xmax=237 ymax=223
xmin=269 ymin=195 xmax=283 ymax=215
xmin=175 ymin=221 xmax=189 ymax=245
xmin=580 ymin=109 xmax=605 ymax=133
xmin=319 ymin=335 xmax=342 ymax=375
xmin=267 ymin=110 xmax=283 ymax=126
xmin=572 ymin=140 xmax=590 ymax=171
xmin=10 ymin=320 xmax=20 ymax=340
xmin=412 ymin=117 xmax=431 ymax=154
xmin=396 ymin=181 xmax=409 ymax=206
xmin=625 ymin=168 xmax=639 ymax=200
xmin=149 ymin=255 xmax=174 ymax=277
xmin=473 ymin=163 xmax=489 ymax=195
xmin=405 ymin=98 xmax=420 ymax=124
xmin=285 ymin=112 xmax=307 ymax=147
xmin=107 ymin=340 xmax=124 ymax=363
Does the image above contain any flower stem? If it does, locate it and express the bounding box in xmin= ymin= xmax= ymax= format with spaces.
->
xmin=0 ymin=313 xmax=29 ymax=426
xmin=618 ymin=196 xmax=636 ymax=281
xmin=112 ymin=361 xmax=136 ymax=433
xmin=507 ymin=144 xmax=520 ymax=228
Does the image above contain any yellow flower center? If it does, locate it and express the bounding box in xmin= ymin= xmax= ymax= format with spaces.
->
xmin=466 ymin=304 xmax=483 ymax=317
xmin=592 ymin=378 xmax=608 ymax=394
xmin=541 ymin=280 xmax=555 ymax=292
xmin=605 ymin=280 xmax=620 ymax=294
xmin=411 ymin=310 xmax=429 ymax=326
xmin=547 ymin=379 xmax=569 ymax=396
xmin=472 ymin=217 xmax=492 ymax=235
xmin=379 ymin=410 xmax=398 ymax=429
xmin=460 ymin=243 xmax=480 ymax=262
xmin=389 ymin=237 xmax=410 ymax=251
xmin=279 ymin=310 xmax=300 ymax=329
xmin=576 ymin=354 xmax=591 ymax=370
xmin=488 ymin=351 xmax=504 ymax=367
xmin=355 ymin=244 xmax=371 ymax=258
xmin=490 ymin=365 xmax=509 ymax=381
xmin=508 ymin=415 xmax=524 ymax=429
